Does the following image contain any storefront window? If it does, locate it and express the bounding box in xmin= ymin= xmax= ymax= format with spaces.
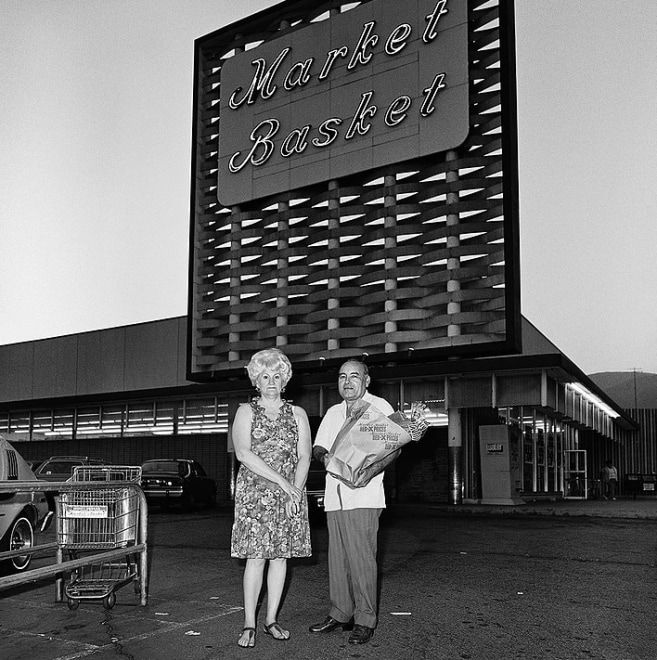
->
xmin=8 ymin=412 xmax=30 ymax=439
xmin=51 ymin=410 xmax=74 ymax=440
xmin=101 ymin=405 xmax=126 ymax=437
xmin=31 ymin=410 xmax=53 ymax=440
xmin=512 ymin=410 xmax=567 ymax=495
xmin=76 ymin=407 xmax=102 ymax=437
xmin=125 ymin=402 xmax=155 ymax=435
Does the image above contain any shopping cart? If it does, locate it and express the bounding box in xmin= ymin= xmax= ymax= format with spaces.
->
xmin=56 ymin=466 xmax=143 ymax=610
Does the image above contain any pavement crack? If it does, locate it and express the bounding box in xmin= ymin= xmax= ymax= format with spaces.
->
xmin=101 ymin=609 xmax=135 ymax=660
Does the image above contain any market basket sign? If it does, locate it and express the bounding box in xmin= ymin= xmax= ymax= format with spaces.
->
xmin=218 ymin=0 xmax=468 ymax=206
xmin=63 ymin=504 xmax=109 ymax=519
xmin=188 ymin=0 xmax=521 ymax=376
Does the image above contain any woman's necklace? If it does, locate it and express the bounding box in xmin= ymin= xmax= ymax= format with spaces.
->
xmin=258 ymin=397 xmax=283 ymax=418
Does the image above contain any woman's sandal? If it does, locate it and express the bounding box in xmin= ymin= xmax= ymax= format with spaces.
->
xmin=238 ymin=627 xmax=256 ymax=648
xmin=263 ymin=621 xmax=290 ymax=641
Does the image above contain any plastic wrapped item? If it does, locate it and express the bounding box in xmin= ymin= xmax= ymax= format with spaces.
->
xmin=326 ymin=401 xmax=428 ymax=489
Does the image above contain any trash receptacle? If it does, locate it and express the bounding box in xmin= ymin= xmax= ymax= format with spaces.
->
xmin=625 ymin=474 xmax=642 ymax=499
xmin=641 ymin=474 xmax=656 ymax=495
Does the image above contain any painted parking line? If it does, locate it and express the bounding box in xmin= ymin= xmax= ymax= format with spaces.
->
xmin=47 ymin=605 xmax=243 ymax=660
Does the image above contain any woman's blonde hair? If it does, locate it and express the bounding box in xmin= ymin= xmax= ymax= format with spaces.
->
xmin=246 ymin=347 xmax=293 ymax=387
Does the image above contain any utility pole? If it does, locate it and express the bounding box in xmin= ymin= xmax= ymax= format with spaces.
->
xmin=632 ymin=368 xmax=641 ymax=414
xmin=631 ymin=368 xmax=642 ymax=475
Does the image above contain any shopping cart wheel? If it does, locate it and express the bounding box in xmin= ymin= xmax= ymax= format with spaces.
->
xmin=103 ymin=593 xmax=117 ymax=610
xmin=67 ymin=597 xmax=80 ymax=610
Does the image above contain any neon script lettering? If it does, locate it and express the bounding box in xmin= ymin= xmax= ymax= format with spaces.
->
xmin=229 ymin=74 xmax=446 ymax=173
xmin=227 ymin=0 xmax=452 ymax=173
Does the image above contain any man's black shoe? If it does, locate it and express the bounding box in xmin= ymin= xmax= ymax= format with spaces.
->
xmin=348 ymin=624 xmax=374 ymax=644
xmin=309 ymin=616 xmax=352 ymax=633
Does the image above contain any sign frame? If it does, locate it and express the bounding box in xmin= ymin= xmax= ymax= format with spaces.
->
xmin=188 ymin=0 xmax=521 ymax=380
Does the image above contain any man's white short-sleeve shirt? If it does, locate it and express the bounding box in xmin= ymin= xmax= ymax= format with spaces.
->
xmin=314 ymin=392 xmax=394 ymax=512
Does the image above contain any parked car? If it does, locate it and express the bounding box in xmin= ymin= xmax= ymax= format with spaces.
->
xmin=25 ymin=459 xmax=43 ymax=473
xmin=306 ymin=458 xmax=326 ymax=513
xmin=0 ymin=435 xmax=52 ymax=572
xmin=34 ymin=456 xmax=106 ymax=482
xmin=140 ymin=459 xmax=217 ymax=511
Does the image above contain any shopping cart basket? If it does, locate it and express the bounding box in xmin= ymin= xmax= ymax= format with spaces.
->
xmin=57 ymin=466 xmax=144 ymax=609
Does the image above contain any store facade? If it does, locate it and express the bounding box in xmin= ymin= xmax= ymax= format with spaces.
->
xmin=0 ymin=316 xmax=636 ymax=505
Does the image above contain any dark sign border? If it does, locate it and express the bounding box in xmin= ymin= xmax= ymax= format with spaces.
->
xmin=188 ymin=0 xmax=521 ymax=381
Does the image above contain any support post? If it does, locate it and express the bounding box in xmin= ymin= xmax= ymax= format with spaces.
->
xmin=448 ymin=407 xmax=463 ymax=504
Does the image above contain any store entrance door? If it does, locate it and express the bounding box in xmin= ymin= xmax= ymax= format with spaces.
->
xmin=564 ymin=450 xmax=587 ymax=499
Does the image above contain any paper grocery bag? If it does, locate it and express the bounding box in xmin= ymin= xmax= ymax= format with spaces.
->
xmin=326 ymin=402 xmax=413 ymax=489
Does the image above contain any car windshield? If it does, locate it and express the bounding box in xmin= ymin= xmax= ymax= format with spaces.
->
xmin=40 ymin=461 xmax=81 ymax=475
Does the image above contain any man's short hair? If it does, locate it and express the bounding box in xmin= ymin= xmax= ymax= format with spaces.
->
xmin=340 ymin=359 xmax=369 ymax=376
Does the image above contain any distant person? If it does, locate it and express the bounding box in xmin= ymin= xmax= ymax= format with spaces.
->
xmin=601 ymin=459 xmax=618 ymax=500
xmin=230 ymin=348 xmax=312 ymax=648
xmin=309 ymin=359 xmax=393 ymax=645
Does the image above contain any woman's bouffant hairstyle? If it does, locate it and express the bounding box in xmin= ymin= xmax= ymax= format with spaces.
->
xmin=246 ymin=348 xmax=293 ymax=387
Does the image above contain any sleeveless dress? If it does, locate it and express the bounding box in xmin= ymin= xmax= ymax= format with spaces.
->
xmin=231 ymin=399 xmax=312 ymax=559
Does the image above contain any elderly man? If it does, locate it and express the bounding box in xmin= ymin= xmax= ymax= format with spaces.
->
xmin=309 ymin=359 xmax=394 ymax=645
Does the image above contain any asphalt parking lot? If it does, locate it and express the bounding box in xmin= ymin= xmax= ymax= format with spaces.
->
xmin=1 ymin=499 xmax=657 ymax=660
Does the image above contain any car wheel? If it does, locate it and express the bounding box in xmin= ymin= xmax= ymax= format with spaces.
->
xmin=3 ymin=516 xmax=35 ymax=572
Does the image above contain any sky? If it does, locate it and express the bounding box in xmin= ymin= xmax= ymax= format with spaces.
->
xmin=1 ymin=0 xmax=656 ymax=376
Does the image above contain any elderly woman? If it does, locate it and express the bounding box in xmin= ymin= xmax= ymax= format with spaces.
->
xmin=231 ymin=347 xmax=312 ymax=648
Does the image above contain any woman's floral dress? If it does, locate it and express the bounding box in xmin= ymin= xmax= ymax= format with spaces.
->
xmin=231 ymin=399 xmax=312 ymax=559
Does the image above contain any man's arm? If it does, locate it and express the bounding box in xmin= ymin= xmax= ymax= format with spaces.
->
xmin=313 ymin=405 xmax=341 ymax=465
xmin=313 ymin=445 xmax=329 ymax=466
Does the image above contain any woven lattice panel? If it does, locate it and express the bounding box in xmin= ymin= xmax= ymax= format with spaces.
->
xmin=189 ymin=0 xmax=520 ymax=377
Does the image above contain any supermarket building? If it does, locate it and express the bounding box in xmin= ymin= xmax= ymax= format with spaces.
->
xmin=0 ymin=314 xmax=637 ymax=505
xmin=0 ymin=0 xmax=642 ymax=503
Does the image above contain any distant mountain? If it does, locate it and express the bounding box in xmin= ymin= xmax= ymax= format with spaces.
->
xmin=589 ymin=372 xmax=657 ymax=409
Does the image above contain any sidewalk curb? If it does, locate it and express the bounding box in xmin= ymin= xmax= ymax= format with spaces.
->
xmin=389 ymin=498 xmax=657 ymax=520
